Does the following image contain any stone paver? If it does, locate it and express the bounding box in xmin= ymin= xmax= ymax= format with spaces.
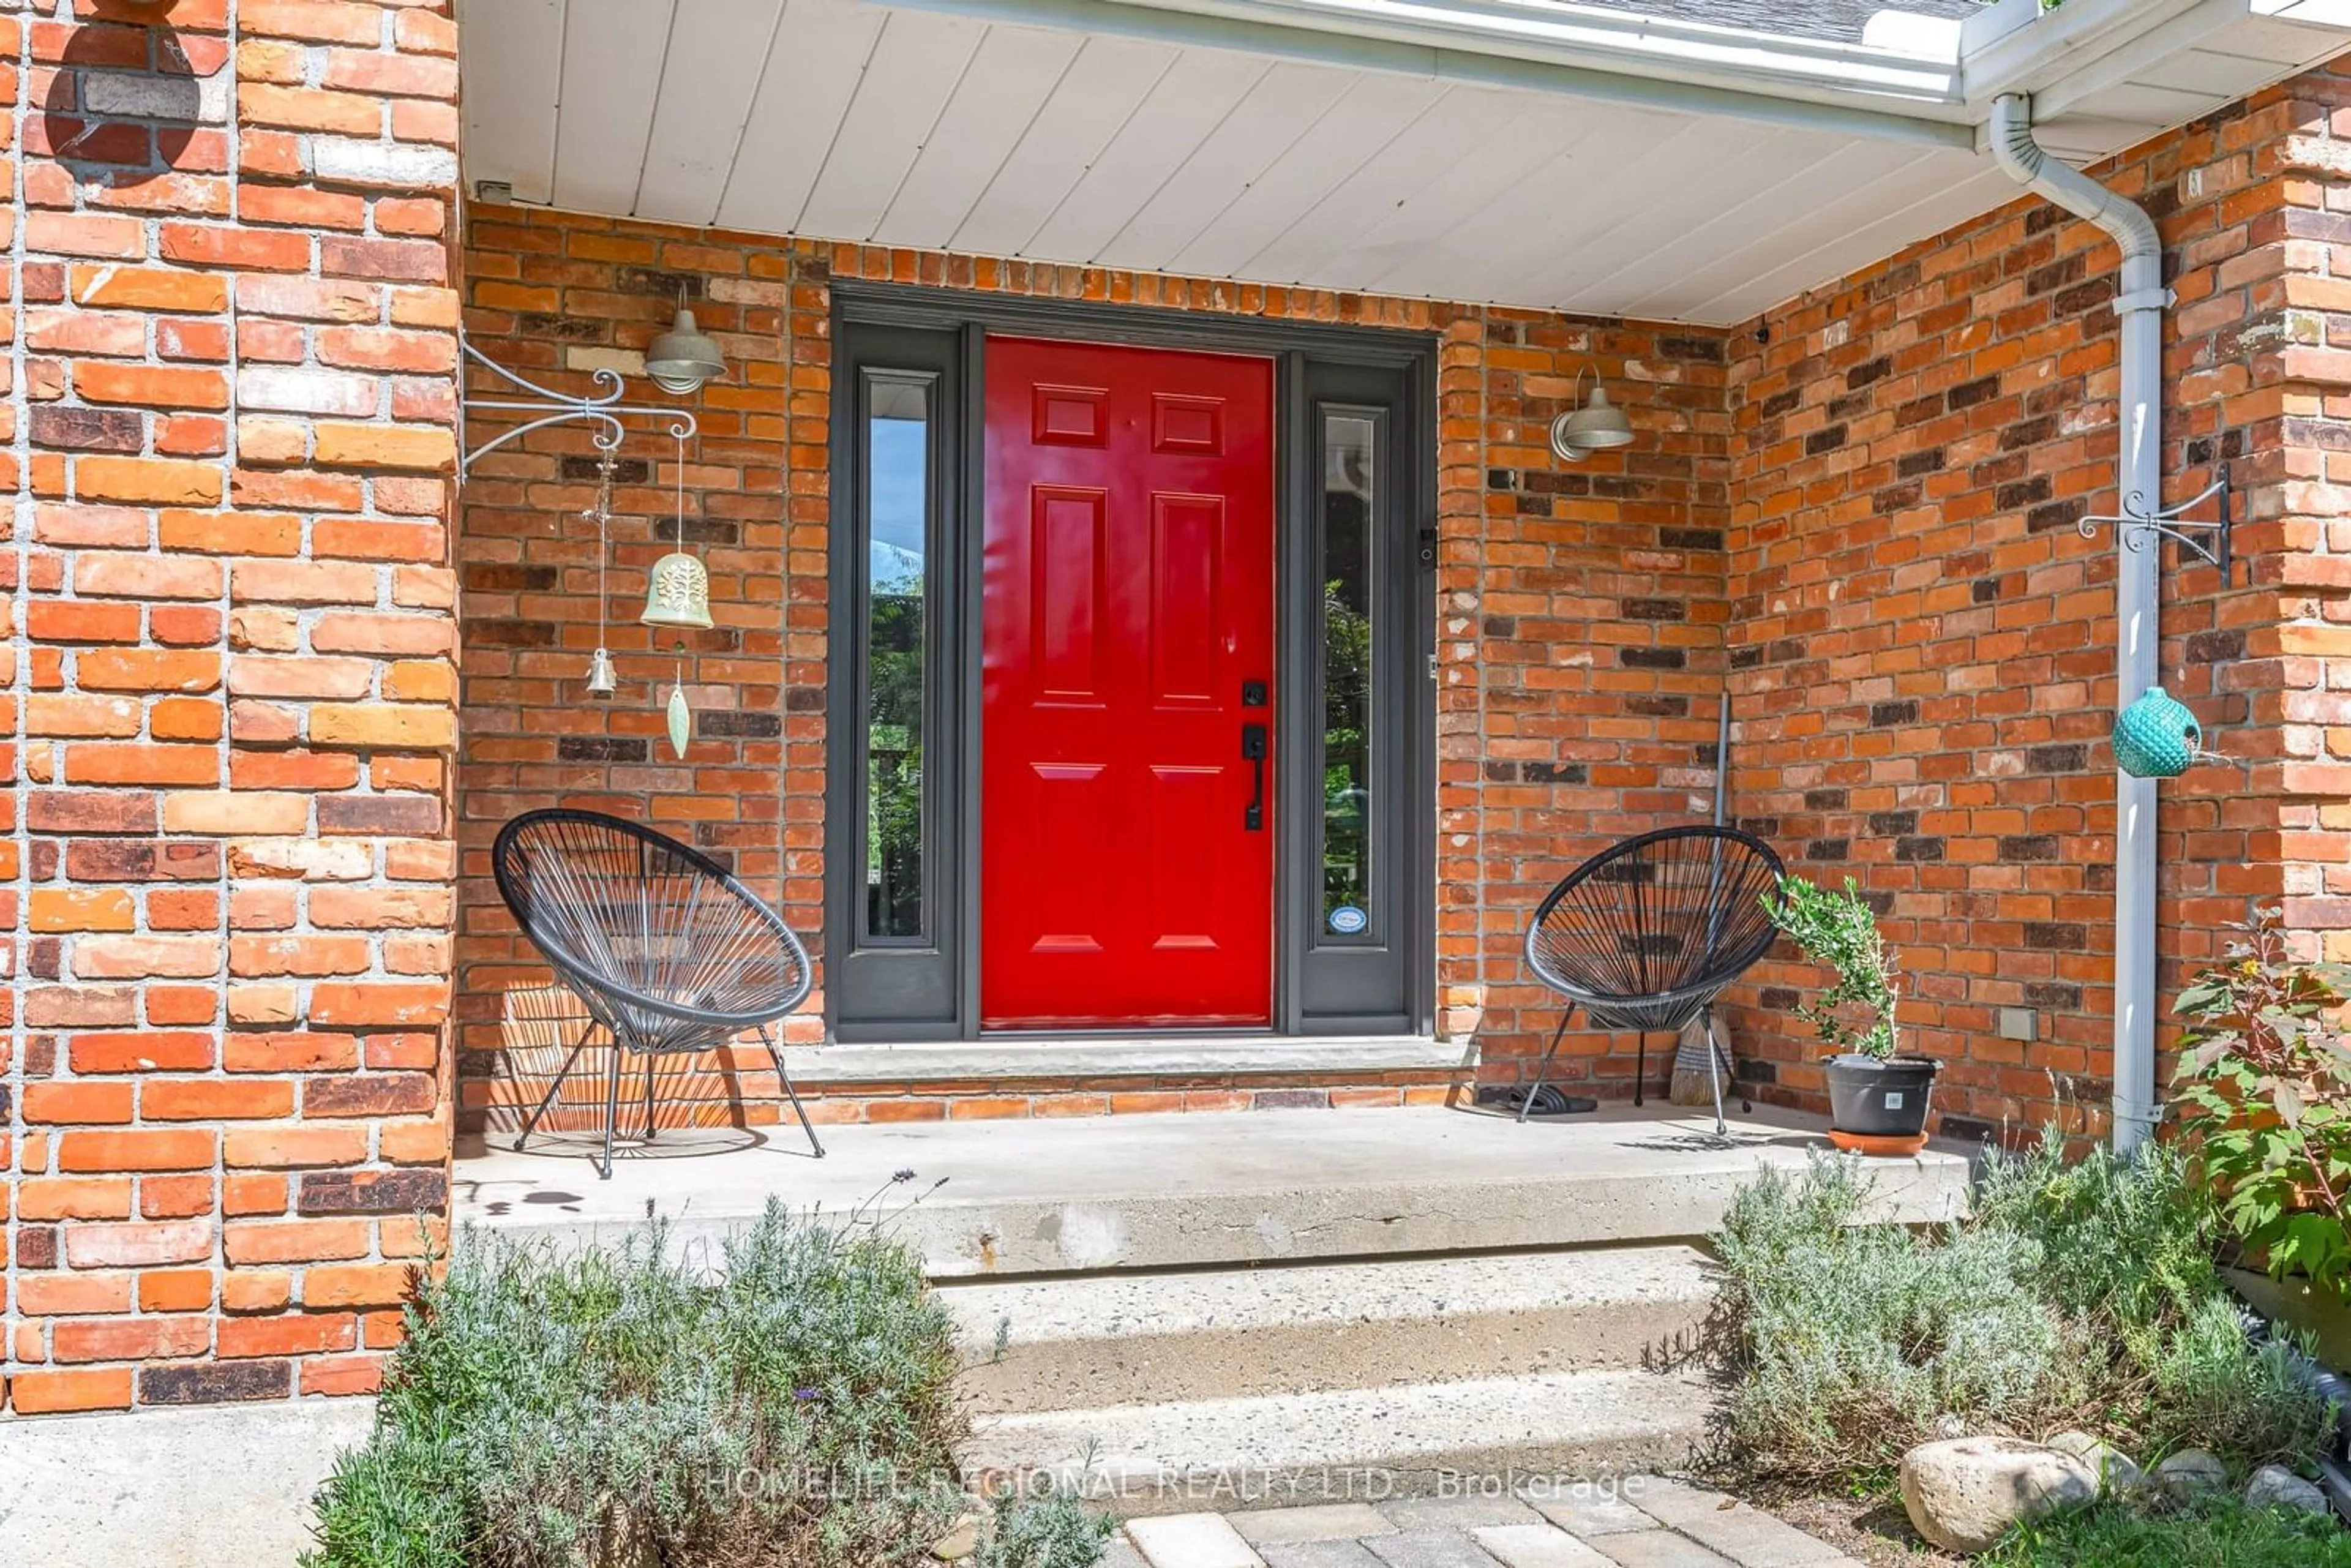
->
xmin=1472 ymin=1523 xmax=1618 ymax=1567
xmin=1259 ymin=1543 xmax=1390 ymax=1568
xmin=1363 ymin=1526 xmax=1507 ymax=1567
xmin=1377 ymin=1495 xmax=1540 ymax=1531
xmin=1619 ymin=1478 xmax=1847 ymax=1568
xmin=1531 ymin=1491 xmax=1655 ymax=1537
xmin=1584 ymin=1529 xmax=1737 ymax=1568
xmin=1115 ymin=1485 xmax=1847 ymax=1568
xmin=1127 ymin=1511 xmax=1267 ymax=1568
xmin=1234 ymin=1504 xmax=1398 ymax=1544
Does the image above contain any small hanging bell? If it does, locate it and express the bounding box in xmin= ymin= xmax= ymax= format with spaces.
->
xmin=585 ymin=647 xmax=618 ymax=697
xmin=665 ymin=676 xmax=692 ymax=759
xmin=641 ymin=551 xmax=714 ymax=631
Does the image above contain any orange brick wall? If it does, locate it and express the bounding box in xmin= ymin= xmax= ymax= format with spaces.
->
xmin=1719 ymin=77 xmax=2351 ymax=1142
xmin=5 ymin=2 xmax=462 ymax=1416
xmin=14 ymin=4 xmax=2351 ymax=1422
xmin=451 ymin=209 xmax=1733 ymax=1127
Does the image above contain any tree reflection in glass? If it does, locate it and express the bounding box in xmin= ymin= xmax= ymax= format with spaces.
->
xmin=865 ymin=379 xmax=929 ymax=939
xmin=1322 ymin=412 xmax=1376 ymax=934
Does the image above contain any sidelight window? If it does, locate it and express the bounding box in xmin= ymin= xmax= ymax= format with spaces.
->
xmin=1319 ymin=408 xmax=1380 ymax=939
xmin=862 ymin=373 xmax=933 ymax=941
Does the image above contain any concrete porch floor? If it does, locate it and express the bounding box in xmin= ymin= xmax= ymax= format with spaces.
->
xmin=452 ymin=1102 xmax=1975 ymax=1275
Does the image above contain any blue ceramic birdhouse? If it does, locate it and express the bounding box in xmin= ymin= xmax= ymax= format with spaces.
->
xmin=2112 ymin=686 xmax=2200 ymax=779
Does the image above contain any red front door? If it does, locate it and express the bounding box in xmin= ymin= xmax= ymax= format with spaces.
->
xmin=981 ymin=337 xmax=1276 ymax=1029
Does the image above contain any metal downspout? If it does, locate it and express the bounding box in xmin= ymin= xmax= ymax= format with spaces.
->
xmin=1989 ymin=93 xmax=2169 ymax=1154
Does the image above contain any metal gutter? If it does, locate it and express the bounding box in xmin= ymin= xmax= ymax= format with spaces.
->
xmin=1145 ymin=0 xmax=1963 ymax=98
xmin=1989 ymin=92 xmax=2168 ymax=1157
xmin=1963 ymin=0 xmax=2257 ymax=109
xmin=880 ymin=0 xmax=1980 ymax=146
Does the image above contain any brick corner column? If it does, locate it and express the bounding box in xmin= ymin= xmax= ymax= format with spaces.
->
xmin=5 ymin=0 xmax=462 ymax=1419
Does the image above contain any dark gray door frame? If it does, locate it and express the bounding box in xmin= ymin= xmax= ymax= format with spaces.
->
xmin=826 ymin=284 xmax=1437 ymax=1041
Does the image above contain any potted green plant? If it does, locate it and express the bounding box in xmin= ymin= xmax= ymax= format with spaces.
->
xmin=1765 ymin=873 xmax=1940 ymax=1153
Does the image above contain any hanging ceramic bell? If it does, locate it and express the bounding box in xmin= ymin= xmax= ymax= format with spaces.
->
xmin=585 ymin=647 xmax=618 ymax=697
xmin=665 ymin=675 xmax=693 ymax=759
xmin=640 ymin=549 xmax=713 ymax=630
xmin=2112 ymin=686 xmax=2200 ymax=779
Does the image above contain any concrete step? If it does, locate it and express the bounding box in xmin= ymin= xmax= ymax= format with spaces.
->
xmin=455 ymin=1103 xmax=1971 ymax=1277
xmin=942 ymin=1244 xmax=1712 ymax=1414
xmin=961 ymin=1365 xmax=1719 ymax=1515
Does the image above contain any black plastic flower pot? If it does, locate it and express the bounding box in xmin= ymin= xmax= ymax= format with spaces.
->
xmin=1823 ymin=1054 xmax=1939 ymax=1139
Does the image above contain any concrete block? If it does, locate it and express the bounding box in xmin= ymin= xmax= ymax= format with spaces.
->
xmin=0 ymin=1399 xmax=375 ymax=1568
xmin=1365 ymin=1527 xmax=1510 ymax=1566
xmin=1128 ymin=1512 xmax=1268 ymax=1567
xmin=945 ymin=1245 xmax=1713 ymax=1412
xmin=966 ymin=1368 xmax=1712 ymax=1515
xmin=1472 ymin=1525 xmax=1617 ymax=1567
xmin=457 ymin=1104 xmax=1971 ymax=1278
xmin=1379 ymin=1495 xmax=1540 ymax=1531
xmin=1533 ymin=1490 xmax=1655 ymax=1537
xmin=1234 ymin=1504 xmax=1397 ymax=1543
xmin=1620 ymin=1479 xmax=1845 ymax=1567
xmin=1262 ymin=1544 xmax=1390 ymax=1568
xmin=1586 ymin=1530 xmax=1736 ymax=1568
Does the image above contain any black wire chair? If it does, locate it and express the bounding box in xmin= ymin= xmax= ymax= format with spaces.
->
xmin=1518 ymin=825 xmax=1785 ymax=1135
xmin=492 ymin=809 xmax=826 ymax=1179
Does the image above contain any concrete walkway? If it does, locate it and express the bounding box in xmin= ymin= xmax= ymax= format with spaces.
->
xmin=1104 ymin=1478 xmax=1860 ymax=1567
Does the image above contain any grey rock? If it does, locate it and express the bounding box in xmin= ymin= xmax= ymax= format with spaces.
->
xmin=2151 ymin=1448 xmax=2229 ymax=1501
xmin=2044 ymin=1431 xmax=2142 ymax=1493
xmin=931 ymin=1512 xmax=981 ymax=1560
xmin=2245 ymin=1465 xmax=2331 ymax=1517
xmin=1899 ymin=1436 xmax=2098 ymax=1554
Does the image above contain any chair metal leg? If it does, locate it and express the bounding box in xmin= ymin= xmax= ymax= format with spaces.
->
xmin=513 ymin=1020 xmax=596 ymax=1153
xmin=1633 ymin=1030 xmax=1647 ymax=1108
xmin=1517 ymin=1005 xmax=1577 ymax=1124
xmin=1702 ymin=1004 xmax=1727 ymax=1138
xmin=643 ymin=1053 xmax=658 ymax=1142
xmin=599 ymin=1040 xmax=624 ymax=1181
xmin=759 ymin=1026 xmax=825 ymax=1158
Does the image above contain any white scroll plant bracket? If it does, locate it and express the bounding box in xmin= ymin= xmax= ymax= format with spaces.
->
xmin=456 ymin=333 xmax=697 ymax=487
xmin=2076 ymin=462 xmax=2235 ymax=587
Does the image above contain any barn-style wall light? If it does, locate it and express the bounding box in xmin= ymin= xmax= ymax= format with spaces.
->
xmin=1549 ymin=366 xmax=1636 ymax=463
xmin=644 ymin=303 xmax=727 ymax=395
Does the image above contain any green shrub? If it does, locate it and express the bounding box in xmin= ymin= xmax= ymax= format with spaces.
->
xmin=1709 ymin=1142 xmax=2338 ymax=1484
xmin=305 ymin=1203 xmax=1108 ymax=1568
xmin=1985 ymin=1493 xmax=2351 ymax=1568
xmin=970 ymin=1480 xmax=1117 ymax=1568
xmin=2171 ymin=910 xmax=2351 ymax=1291
xmin=1711 ymin=1156 xmax=2090 ymax=1479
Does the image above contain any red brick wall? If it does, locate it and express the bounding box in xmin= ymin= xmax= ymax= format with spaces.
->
xmin=1718 ymin=81 xmax=2351 ymax=1142
xmin=452 ymin=209 xmax=1733 ymax=1127
xmin=6 ymin=1 xmax=462 ymax=1417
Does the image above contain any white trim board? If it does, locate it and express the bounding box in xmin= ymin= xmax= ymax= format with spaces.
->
xmin=792 ymin=1034 xmax=1476 ymax=1083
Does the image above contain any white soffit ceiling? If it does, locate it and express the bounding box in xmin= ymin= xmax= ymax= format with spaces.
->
xmin=456 ymin=0 xmax=2351 ymax=324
